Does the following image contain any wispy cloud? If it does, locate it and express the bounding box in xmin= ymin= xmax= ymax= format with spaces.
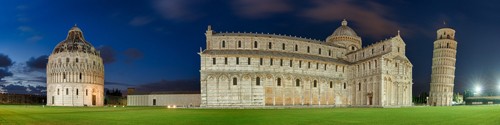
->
xmin=129 ymin=16 xmax=154 ymax=26
xmin=17 ymin=26 xmax=33 ymax=32
xmin=300 ymin=0 xmax=403 ymax=39
xmin=123 ymin=48 xmax=144 ymax=63
xmin=152 ymin=0 xmax=206 ymax=21
xmin=97 ymin=45 xmax=117 ymax=64
xmin=232 ymin=0 xmax=292 ymax=19
xmin=27 ymin=35 xmax=43 ymax=43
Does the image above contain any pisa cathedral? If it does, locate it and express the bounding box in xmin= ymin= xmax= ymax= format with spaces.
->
xmin=46 ymin=25 xmax=105 ymax=106
xmin=199 ymin=20 xmax=413 ymax=107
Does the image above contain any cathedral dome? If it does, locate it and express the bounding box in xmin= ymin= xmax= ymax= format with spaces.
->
xmin=331 ymin=19 xmax=358 ymax=37
xmin=52 ymin=25 xmax=99 ymax=55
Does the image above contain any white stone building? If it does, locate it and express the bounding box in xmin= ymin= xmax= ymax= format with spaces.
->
xmin=199 ymin=20 xmax=413 ymax=108
xmin=46 ymin=25 xmax=105 ymax=106
xmin=127 ymin=92 xmax=201 ymax=107
xmin=428 ymin=27 xmax=457 ymax=106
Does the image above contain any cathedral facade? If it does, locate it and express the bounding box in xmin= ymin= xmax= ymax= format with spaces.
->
xmin=199 ymin=20 xmax=413 ymax=107
xmin=46 ymin=25 xmax=105 ymax=106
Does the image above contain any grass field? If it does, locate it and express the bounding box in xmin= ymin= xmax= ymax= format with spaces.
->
xmin=0 ymin=105 xmax=499 ymax=125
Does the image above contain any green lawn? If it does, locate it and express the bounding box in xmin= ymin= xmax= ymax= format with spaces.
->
xmin=0 ymin=105 xmax=499 ymax=125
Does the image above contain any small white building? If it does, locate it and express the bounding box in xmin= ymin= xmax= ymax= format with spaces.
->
xmin=127 ymin=91 xmax=200 ymax=107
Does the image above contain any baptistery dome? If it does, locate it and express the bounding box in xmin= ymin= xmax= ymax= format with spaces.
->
xmin=46 ymin=25 xmax=104 ymax=106
xmin=52 ymin=25 xmax=99 ymax=55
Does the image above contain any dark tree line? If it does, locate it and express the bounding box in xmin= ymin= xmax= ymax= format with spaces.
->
xmin=105 ymin=88 xmax=122 ymax=96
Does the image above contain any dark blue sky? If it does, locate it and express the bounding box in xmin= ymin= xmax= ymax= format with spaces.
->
xmin=1 ymin=0 xmax=499 ymax=95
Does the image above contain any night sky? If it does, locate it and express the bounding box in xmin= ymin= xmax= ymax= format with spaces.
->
xmin=1 ymin=0 xmax=499 ymax=95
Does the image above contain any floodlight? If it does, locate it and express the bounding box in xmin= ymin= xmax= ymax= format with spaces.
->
xmin=475 ymin=86 xmax=482 ymax=93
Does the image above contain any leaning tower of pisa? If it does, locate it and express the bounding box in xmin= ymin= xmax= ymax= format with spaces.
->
xmin=46 ymin=25 xmax=105 ymax=106
xmin=428 ymin=27 xmax=457 ymax=106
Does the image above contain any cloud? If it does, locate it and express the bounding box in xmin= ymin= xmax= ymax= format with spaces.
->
xmin=123 ymin=48 xmax=144 ymax=63
xmin=27 ymin=35 xmax=43 ymax=43
xmin=300 ymin=0 xmax=403 ymax=39
xmin=0 ymin=54 xmax=14 ymax=80
xmin=129 ymin=16 xmax=154 ymax=26
xmin=152 ymin=0 xmax=205 ymax=21
xmin=232 ymin=0 xmax=292 ymax=19
xmin=0 ymin=70 xmax=13 ymax=80
xmin=97 ymin=45 xmax=116 ymax=64
xmin=134 ymin=79 xmax=199 ymax=93
xmin=17 ymin=26 xmax=33 ymax=32
xmin=0 ymin=84 xmax=46 ymax=95
xmin=0 ymin=54 xmax=14 ymax=68
xmin=26 ymin=55 xmax=48 ymax=71
xmin=16 ymin=5 xmax=28 ymax=10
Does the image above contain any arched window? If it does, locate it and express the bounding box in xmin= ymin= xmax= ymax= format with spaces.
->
xmin=66 ymin=88 xmax=69 ymax=95
xmin=238 ymin=41 xmax=242 ymax=48
xmin=256 ymin=77 xmax=260 ymax=86
xmin=359 ymin=83 xmax=361 ymax=91
xmin=382 ymin=45 xmax=385 ymax=51
xmin=343 ymin=83 xmax=346 ymax=89
xmin=282 ymin=43 xmax=285 ymax=50
xmin=224 ymin=57 xmax=228 ymax=65
xmin=76 ymin=89 xmax=79 ymax=95
xmin=351 ymin=46 xmax=355 ymax=50
xmin=328 ymin=50 xmax=331 ymax=56
xmin=296 ymin=79 xmax=300 ymax=87
xmin=222 ymin=41 xmax=226 ymax=48
xmin=268 ymin=42 xmax=272 ymax=49
xmin=86 ymin=89 xmax=88 ymax=96
xmin=66 ymin=58 xmax=69 ymax=62
xmin=63 ymin=73 xmax=66 ymax=79
xmin=57 ymin=89 xmax=60 ymax=95
xmin=79 ymin=73 xmax=82 ymax=80
xmin=446 ymin=43 xmax=450 ymax=48
xmin=236 ymin=57 xmax=239 ymax=65
xmin=313 ymin=80 xmax=317 ymax=87
xmin=254 ymin=41 xmax=258 ymax=48
xmin=307 ymin=46 xmax=310 ymax=53
xmin=233 ymin=77 xmax=237 ymax=85
xmin=318 ymin=48 xmax=322 ymax=54
xmin=330 ymin=81 xmax=333 ymax=88
xmin=277 ymin=78 xmax=281 ymax=86
xmin=76 ymin=58 xmax=79 ymax=63
xmin=212 ymin=58 xmax=216 ymax=65
xmin=295 ymin=44 xmax=298 ymax=51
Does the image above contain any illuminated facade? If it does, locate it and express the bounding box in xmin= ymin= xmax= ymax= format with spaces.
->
xmin=199 ymin=20 xmax=413 ymax=107
xmin=428 ymin=27 xmax=457 ymax=106
xmin=46 ymin=25 xmax=105 ymax=106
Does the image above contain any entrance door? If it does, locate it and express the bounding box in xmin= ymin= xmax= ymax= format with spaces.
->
xmin=369 ymin=97 xmax=373 ymax=105
xmin=92 ymin=95 xmax=96 ymax=106
xmin=153 ymin=99 xmax=156 ymax=106
xmin=52 ymin=96 xmax=55 ymax=104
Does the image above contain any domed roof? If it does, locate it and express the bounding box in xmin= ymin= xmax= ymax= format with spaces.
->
xmin=331 ymin=19 xmax=358 ymax=37
xmin=52 ymin=25 xmax=99 ymax=55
